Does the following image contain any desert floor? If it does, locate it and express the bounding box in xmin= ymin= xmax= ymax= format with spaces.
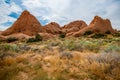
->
xmin=0 ymin=36 xmax=120 ymax=80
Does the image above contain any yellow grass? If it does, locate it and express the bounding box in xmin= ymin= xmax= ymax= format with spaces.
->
xmin=0 ymin=37 xmax=120 ymax=80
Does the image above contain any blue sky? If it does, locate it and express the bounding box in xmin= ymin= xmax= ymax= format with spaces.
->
xmin=0 ymin=0 xmax=120 ymax=30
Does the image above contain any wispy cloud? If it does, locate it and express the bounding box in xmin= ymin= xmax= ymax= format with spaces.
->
xmin=0 ymin=0 xmax=22 ymax=30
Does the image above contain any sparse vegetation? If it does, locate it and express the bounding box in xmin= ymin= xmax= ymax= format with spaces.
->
xmin=91 ymin=33 xmax=105 ymax=38
xmin=0 ymin=36 xmax=120 ymax=80
xmin=6 ymin=37 xmax=18 ymax=43
xmin=59 ymin=33 xmax=66 ymax=38
xmin=113 ymin=33 xmax=120 ymax=37
xmin=84 ymin=30 xmax=93 ymax=36
xmin=35 ymin=34 xmax=42 ymax=41
xmin=26 ymin=34 xmax=42 ymax=43
xmin=105 ymin=30 xmax=111 ymax=34
xmin=26 ymin=38 xmax=36 ymax=43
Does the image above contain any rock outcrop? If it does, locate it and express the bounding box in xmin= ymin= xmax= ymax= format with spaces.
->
xmin=44 ymin=22 xmax=62 ymax=35
xmin=1 ymin=10 xmax=116 ymax=39
xmin=1 ymin=10 xmax=44 ymax=36
xmin=73 ymin=16 xmax=116 ymax=37
xmin=0 ymin=31 xmax=6 ymax=40
xmin=38 ymin=33 xmax=55 ymax=39
xmin=62 ymin=20 xmax=87 ymax=36
xmin=6 ymin=33 xmax=31 ymax=39
xmin=0 ymin=35 xmax=6 ymax=40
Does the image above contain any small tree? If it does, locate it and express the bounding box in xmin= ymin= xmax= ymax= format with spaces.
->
xmin=84 ymin=30 xmax=93 ymax=36
xmin=6 ymin=37 xmax=18 ymax=43
xmin=113 ymin=33 xmax=120 ymax=37
xmin=59 ymin=33 xmax=66 ymax=38
xmin=91 ymin=33 xmax=105 ymax=38
xmin=26 ymin=34 xmax=42 ymax=43
xmin=35 ymin=34 xmax=42 ymax=41
xmin=105 ymin=30 xmax=111 ymax=34
xmin=26 ymin=38 xmax=35 ymax=43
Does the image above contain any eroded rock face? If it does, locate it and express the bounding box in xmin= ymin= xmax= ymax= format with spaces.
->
xmin=0 ymin=31 xmax=6 ymax=40
xmin=62 ymin=20 xmax=87 ymax=36
xmin=0 ymin=31 xmax=2 ymax=35
xmin=0 ymin=10 xmax=116 ymax=39
xmin=2 ymin=10 xmax=44 ymax=36
xmin=38 ymin=33 xmax=55 ymax=39
xmin=44 ymin=22 xmax=62 ymax=35
xmin=6 ymin=33 xmax=31 ymax=39
xmin=0 ymin=35 xmax=6 ymax=40
xmin=88 ymin=16 xmax=115 ymax=33
xmin=73 ymin=16 xmax=116 ymax=37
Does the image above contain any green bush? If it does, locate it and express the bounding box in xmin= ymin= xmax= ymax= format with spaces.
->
xmin=105 ymin=30 xmax=111 ymax=34
xmin=26 ymin=38 xmax=36 ymax=43
xmin=0 ymin=44 xmax=11 ymax=51
xmin=104 ymin=44 xmax=120 ymax=53
xmin=91 ymin=33 xmax=105 ymax=38
xmin=84 ymin=30 xmax=93 ymax=36
xmin=0 ymin=44 xmax=20 ymax=52
xmin=113 ymin=33 xmax=120 ymax=37
xmin=6 ymin=37 xmax=18 ymax=43
xmin=59 ymin=33 xmax=66 ymax=38
xmin=26 ymin=34 xmax=42 ymax=43
xmin=35 ymin=34 xmax=42 ymax=41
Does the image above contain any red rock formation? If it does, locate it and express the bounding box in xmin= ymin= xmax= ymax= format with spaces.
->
xmin=6 ymin=33 xmax=31 ymax=39
xmin=44 ymin=22 xmax=62 ymax=35
xmin=0 ymin=35 xmax=6 ymax=40
xmin=73 ymin=16 xmax=116 ymax=37
xmin=0 ymin=31 xmax=6 ymax=40
xmin=0 ymin=31 xmax=2 ymax=34
xmin=1 ymin=10 xmax=116 ymax=39
xmin=62 ymin=20 xmax=87 ymax=36
xmin=2 ymin=10 xmax=44 ymax=36
xmin=38 ymin=33 xmax=55 ymax=39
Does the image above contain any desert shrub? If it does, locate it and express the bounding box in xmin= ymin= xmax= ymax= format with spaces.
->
xmin=26 ymin=34 xmax=42 ymax=43
xmin=105 ymin=30 xmax=111 ymax=34
xmin=0 ymin=52 xmax=15 ymax=61
xmin=91 ymin=33 xmax=105 ymax=38
xmin=84 ymin=30 xmax=93 ymax=36
xmin=0 ymin=40 xmax=2 ymax=43
xmin=59 ymin=33 xmax=66 ymax=38
xmin=59 ymin=45 xmax=66 ymax=52
xmin=33 ymin=69 xmax=49 ymax=80
xmin=79 ymin=40 xmax=100 ymax=53
xmin=11 ymin=44 xmax=20 ymax=52
xmin=113 ymin=33 xmax=120 ymax=37
xmin=73 ymin=43 xmax=83 ymax=52
xmin=60 ymin=52 xmax=73 ymax=59
xmin=59 ymin=39 xmax=101 ymax=52
xmin=85 ymin=52 xmax=120 ymax=80
xmin=67 ymin=41 xmax=76 ymax=50
xmin=49 ymin=42 xmax=60 ymax=46
xmin=35 ymin=34 xmax=42 ymax=41
xmin=0 ymin=65 xmax=20 ymax=80
xmin=19 ymin=45 xmax=31 ymax=52
xmin=0 ymin=44 xmax=19 ymax=52
xmin=26 ymin=38 xmax=35 ymax=43
xmin=0 ymin=44 xmax=11 ymax=51
xmin=6 ymin=37 xmax=18 ymax=43
xmin=104 ymin=44 xmax=120 ymax=53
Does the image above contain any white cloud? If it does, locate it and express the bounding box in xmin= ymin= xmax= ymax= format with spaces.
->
xmin=21 ymin=0 xmax=71 ymax=25
xmin=0 ymin=0 xmax=22 ymax=30
xmin=0 ymin=0 xmax=120 ymax=30
xmin=21 ymin=0 xmax=120 ymax=29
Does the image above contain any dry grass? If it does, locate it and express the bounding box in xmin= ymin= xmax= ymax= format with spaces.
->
xmin=0 ymin=37 xmax=120 ymax=80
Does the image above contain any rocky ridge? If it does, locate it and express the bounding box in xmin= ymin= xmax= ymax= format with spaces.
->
xmin=0 ymin=10 xmax=116 ymax=40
